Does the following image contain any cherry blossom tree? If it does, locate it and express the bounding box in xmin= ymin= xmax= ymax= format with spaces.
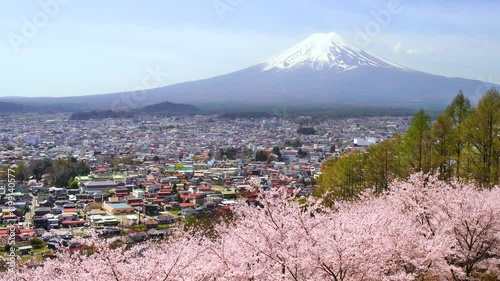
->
xmin=12 ymin=234 xmax=219 ymax=281
xmin=388 ymin=173 xmax=500 ymax=280
xmin=208 ymin=185 xmax=449 ymax=281
xmin=4 ymin=173 xmax=500 ymax=281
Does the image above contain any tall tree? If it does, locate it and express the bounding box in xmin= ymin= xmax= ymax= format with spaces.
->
xmin=465 ymin=87 xmax=500 ymax=187
xmin=272 ymin=146 xmax=282 ymax=161
xmin=430 ymin=113 xmax=454 ymax=180
xmin=225 ymin=147 xmax=237 ymax=160
xmin=255 ymin=150 xmax=269 ymax=162
xmin=315 ymin=152 xmax=366 ymax=201
xmin=445 ymin=91 xmax=472 ymax=179
xmin=404 ymin=109 xmax=432 ymax=173
xmin=365 ymin=139 xmax=399 ymax=193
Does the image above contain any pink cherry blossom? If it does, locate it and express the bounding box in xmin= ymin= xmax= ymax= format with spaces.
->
xmin=4 ymin=173 xmax=500 ymax=281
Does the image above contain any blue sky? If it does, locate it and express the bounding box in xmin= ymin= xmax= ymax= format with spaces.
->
xmin=1 ymin=0 xmax=499 ymax=97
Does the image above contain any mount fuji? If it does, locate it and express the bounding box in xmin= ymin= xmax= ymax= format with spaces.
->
xmin=261 ymin=32 xmax=410 ymax=72
xmin=143 ymin=32 xmax=496 ymax=108
xmin=3 ymin=32 xmax=498 ymax=110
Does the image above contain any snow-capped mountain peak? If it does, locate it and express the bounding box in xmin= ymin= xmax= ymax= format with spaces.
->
xmin=262 ymin=32 xmax=409 ymax=72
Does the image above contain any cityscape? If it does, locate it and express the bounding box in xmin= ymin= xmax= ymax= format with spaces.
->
xmin=1 ymin=1 xmax=500 ymax=280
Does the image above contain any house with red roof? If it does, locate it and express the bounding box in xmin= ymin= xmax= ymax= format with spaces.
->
xmin=0 ymin=225 xmax=36 ymax=240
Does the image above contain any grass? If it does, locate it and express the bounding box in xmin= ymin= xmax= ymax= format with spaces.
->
xmin=31 ymin=245 xmax=48 ymax=254
xmin=157 ymin=224 xmax=175 ymax=230
xmin=21 ymin=254 xmax=42 ymax=262
xmin=0 ymin=244 xmax=48 ymax=263
xmin=134 ymin=223 xmax=175 ymax=231
xmin=88 ymin=203 xmax=102 ymax=209
xmin=134 ymin=225 xmax=147 ymax=231
xmin=167 ymin=210 xmax=181 ymax=216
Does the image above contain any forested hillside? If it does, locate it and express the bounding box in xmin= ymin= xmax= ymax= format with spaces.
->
xmin=315 ymin=88 xmax=500 ymax=201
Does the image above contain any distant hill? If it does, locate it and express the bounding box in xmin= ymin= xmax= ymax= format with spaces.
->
xmin=0 ymin=100 xmax=93 ymax=114
xmin=219 ymin=112 xmax=277 ymax=119
xmin=69 ymin=110 xmax=134 ymax=120
xmin=139 ymin=101 xmax=199 ymax=114
xmin=69 ymin=101 xmax=198 ymax=120
xmin=0 ymin=101 xmax=32 ymax=114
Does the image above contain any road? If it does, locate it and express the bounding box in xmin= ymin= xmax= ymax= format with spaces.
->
xmin=24 ymin=193 xmax=37 ymax=228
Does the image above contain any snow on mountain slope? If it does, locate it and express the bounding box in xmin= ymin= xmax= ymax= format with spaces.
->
xmin=262 ymin=32 xmax=411 ymax=72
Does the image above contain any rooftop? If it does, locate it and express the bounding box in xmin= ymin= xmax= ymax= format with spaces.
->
xmin=105 ymin=202 xmax=132 ymax=209
xmin=83 ymin=180 xmax=118 ymax=187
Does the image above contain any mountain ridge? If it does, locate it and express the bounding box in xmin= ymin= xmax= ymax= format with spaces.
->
xmin=1 ymin=32 xmax=498 ymax=110
xmin=68 ymin=100 xmax=199 ymax=120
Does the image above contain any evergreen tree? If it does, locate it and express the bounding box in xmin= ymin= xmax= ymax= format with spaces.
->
xmin=465 ymin=87 xmax=500 ymax=187
xmin=272 ymin=146 xmax=282 ymax=161
xmin=445 ymin=91 xmax=472 ymax=179
xmin=297 ymin=148 xmax=308 ymax=158
xmin=365 ymin=139 xmax=399 ymax=193
xmin=69 ymin=179 xmax=80 ymax=189
xmin=225 ymin=147 xmax=237 ymax=160
xmin=255 ymin=150 xmax=269 ymax=162
xmin=315 ymin=152 xmax=366 ymax=202
xmin=404 ymin=109 xmax=431 ymax=173
xmin=430 ymin=113 xmax=454 ymax=180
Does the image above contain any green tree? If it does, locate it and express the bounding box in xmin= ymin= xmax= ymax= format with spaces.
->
xmin=28 ymin=159 xmax=53 ymax=180
xmin=29 ymin=238 xmax=44 ymax=249
xmin=225 ymin=147 xmax=237 ymax=160
xmin=297 ymin=127 xmax=317 ymax=135
xmin=24 ymin=158 xmax=89 ymax=187
xmin=445 ymin=91 xmax=472 ymax=180
xmin=297 ymin=148 xmax=308 ymax=158
xmin=13 ymin=162 xmax=29 ymax=182
xmin=272 ymin=146 xmax=281 ymax=161
xmin=4 ymin=245 xmax=16 ymax=252
xmin=315 ymin=152 xmax=367 ymax=203
xmin=69 ymin=179 xmax=80 ymax=189
xmin=121 ymin=155 xmax=134 ymax=165
xmin=285 ymin=139 xmax=302 ymax=148
xmin=430 ymin=113 xmax=455 ymax=180
xmin=243 ymin=149 xmax=253 ymax=157
xmin=404 ymin=109 xmax=432 ymax=173
xmin=255 ymin=150 xmax=269 ymax=162
xmin=364 ymin=138 xmax=400 ymax=193
xmin=47 ymin=159 xmax=73 ymax=187
xmin=465 ymin=88 xmax=500 ymax=187
xmin=174 ymin=163 xmax=185 ymax=171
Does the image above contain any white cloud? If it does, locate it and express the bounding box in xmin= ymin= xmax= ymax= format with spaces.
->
xmin=393 ymin=42 xmax=403 ymax=53
xmin=390 ymin=42 xmax=420 ymax=56
xmin=405 ymin=49 xmax=419 ymax=55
